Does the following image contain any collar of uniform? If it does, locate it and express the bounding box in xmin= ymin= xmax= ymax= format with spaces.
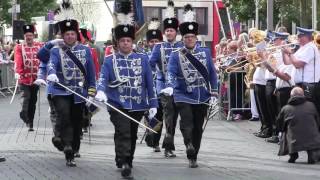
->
xmin=184 ymin=45 xmax=197 ymax=54
xmin=165 ymin=40 xmax=177 ymax=46
xmin=66 ymin=41 xmax=79 ymax=50
xmin=118 ymin=51 xmax=133 ymax=59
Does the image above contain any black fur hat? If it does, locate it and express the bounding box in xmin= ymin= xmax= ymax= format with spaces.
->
xmin=114 ymin=0 xmax=135 ymax=40
xmin=163 ymin=0 xmax=179 ymax=31
xmin=179 ymin=4 xmax=198 ymax=36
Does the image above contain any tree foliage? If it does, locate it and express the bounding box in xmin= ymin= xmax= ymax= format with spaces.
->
xmin=0 ymin=0 xmax=57 ymax=26
xmin=225 ymin=0 xmax=316 ymax=31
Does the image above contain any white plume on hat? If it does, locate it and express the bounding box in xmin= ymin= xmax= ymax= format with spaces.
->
xmin=164 ymin=0 xmax=175 ymax=19
xmin=55 ymin=0 xmax=75 ymax=21
xmin=183 ymin=4 xmax=196 ymax=23
xmin=148 ymin=18 xmax=160 ymax=30
xmin=116 ymin=1 xmax=134 ymax=26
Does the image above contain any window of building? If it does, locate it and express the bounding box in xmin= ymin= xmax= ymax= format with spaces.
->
xmin=143 ymin=6 xmax=208 ymax=35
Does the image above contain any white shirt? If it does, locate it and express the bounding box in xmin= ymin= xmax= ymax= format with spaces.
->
xmin=293 ymin=42 xmax=320 ymax=83
xmin=265 ymin=49 xmax=284 ymax=80
xmin=276 ymin=64 xmax=295 ymax=89
xmin=253 ymin=67 xmax=266 ymax=85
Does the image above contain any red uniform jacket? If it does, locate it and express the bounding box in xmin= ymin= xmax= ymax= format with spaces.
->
xmin=90 ymin=47 xmax=100 ymax=80
xmin=14 ymin=42 xmax=43 ymax=85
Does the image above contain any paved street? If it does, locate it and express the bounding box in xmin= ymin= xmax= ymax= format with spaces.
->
xmin=0 ymin=89 xmax=320 ymax=180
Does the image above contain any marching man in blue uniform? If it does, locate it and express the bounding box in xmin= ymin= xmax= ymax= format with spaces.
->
xmin=149 ymin=0 xmax=183 ymax=158
xmin=46 ymin=0 xmax=96 ymax=167
xmin=95 ymin=1 xmax=158 ymax=178
xmin=167 ymin=4 xmax=218 ymax=168
xmin=144 ymin=17 xmax=164 ymax=152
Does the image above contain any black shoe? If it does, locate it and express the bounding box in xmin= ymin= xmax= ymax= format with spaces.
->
xmin=307 ymin=150 xmax=317 ymax=164
xmin=52 ymin=137 xmax=64 ymax=151
xmin=254 ymin=131 xmax=272 ymax=138
xmin=0 ymin=156 xmax=5 ymax=162
xmin=74 ymin=152 xmax=81 ymax=158
xmin=288 ymin=153 xmax=299 ymax=163
xmin=154 ymin=146 xmax=161 ymax=152
xmin=66 ymin=159 xmax=76 ymax=167
xmin=64 ymin=145 xmax=74 ymax=160
xmin=266 ymin=136 xmax=279 ymax=143
xmin=249 ymin=117 xmax=259 ymax=121
xmin=186 ymin=143 xmax=196 ymax=157
xmin=83 ymin=127 xmax=88 ymax=133
xmin=121 ymin=163 xmax=132 ymax=178
xmin=188 ymin=159 xmax=198 ymax=168
xmin=28 ymin=128 xmax=34 ymax=132
xmin=164 ymin=150 xmax=176 ymax=158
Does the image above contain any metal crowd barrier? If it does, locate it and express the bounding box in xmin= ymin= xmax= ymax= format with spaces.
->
xmin=218 ymin=70 xmax=251 ymax=121
xmin=226 ymin=70 xmax=250 ymax=121
xmin=0 ymin=61 xmax=15 ymax=97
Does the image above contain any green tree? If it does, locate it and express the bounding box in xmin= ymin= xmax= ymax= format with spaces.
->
xmin=0 ymin=0 xmax=57 ymax=26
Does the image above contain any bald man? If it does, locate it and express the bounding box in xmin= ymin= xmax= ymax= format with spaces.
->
xmin=277 ymin=87 xmax=320 ymax=164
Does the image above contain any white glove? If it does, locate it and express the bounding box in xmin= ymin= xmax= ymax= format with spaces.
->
xmin=148 ymin=108 xmax=157 ymax=119
xmin=47 ymin=74 xmax=59 ymax=83
xmin=33 ymin=79 xmax=47 ymax=86
xmin=160 ymin=87 xmax=173 ymax=96
xmin=95 ymin=90 xmax=107 ymax=102
xmin=50 ymin=39 xmax=64 ymax=46
xmin=14 ymin=73 xmax=20 ymax=80
xmin=209 ymin=96 xmax=217 ymax=105
xmin=86 ymin=96 xmax=94 ymax=107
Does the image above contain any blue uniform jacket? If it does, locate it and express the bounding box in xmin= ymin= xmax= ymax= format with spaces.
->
xmin=97 ymin=52 xmax=158 ymax=111
xmin=47 ymin=43 xmax=96 ymax=104
xmin=167 ymin=46 xmax=218 ymax=104
xmin=149 ymin=41 xmax=183 ymax=94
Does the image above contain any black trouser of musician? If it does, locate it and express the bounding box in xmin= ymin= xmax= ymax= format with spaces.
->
xmin=254 ymin=84 xmax=271 ymax=133
xmin=109 ymin=109 xmax=144 ymax=167
xmin=19 ymin=84 xmax=39 ymax=128
xmin=297 ymin=82 xmax=320 ymax=115
xmin=52 ymin=95 xmax=84 ymax=158
xmin=153 ymin=102 xmax=163 ymax=147
xmin=276 ymin=87 xmax=292 ymax=112
xmin=47 ymin=95 xmax=58 ymax=137
xmin=160 ymin=94 xmax=179 ymax=151
xmin=176 ymin=102 xmax=207 ymax=160
xmin=265 ymin=80 xmax=278 ymax=135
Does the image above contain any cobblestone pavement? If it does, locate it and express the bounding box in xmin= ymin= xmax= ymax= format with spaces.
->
xmin=0 ymin=89 xmax=320 ymax=180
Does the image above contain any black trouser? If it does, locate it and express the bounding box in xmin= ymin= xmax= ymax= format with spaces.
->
xmin=297 ymin=82 xmax=320 ymax=115
xmin=254 ymin=84 xmax=271 ymax=133
xmin=52 ymin=95 xmax=84 ymax=154
xmin=276 ymin=87 xmax=292 ymax=112
xmin=265 ymin=80 xmax=278 ymax=135
xmin=153 ymin=102 xmax=163 ymax=147
xmin=160 ymin=94 xmax=178 ymax=150
xmin=47 ymin=95 xmax=58 ymax=137
xmin=82 ymin=106 xmax=91 ymax=128
xmin=109 ymin=109 xmax=144 ymax=166
xmin=176 ymin=102 xmax=208 ymax=160
xmin=19 ymin=84 xmax=39 ymax=128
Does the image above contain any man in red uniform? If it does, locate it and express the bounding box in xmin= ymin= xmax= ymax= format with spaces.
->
xmin=14 ymin=24 xmax=42 ymax=131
